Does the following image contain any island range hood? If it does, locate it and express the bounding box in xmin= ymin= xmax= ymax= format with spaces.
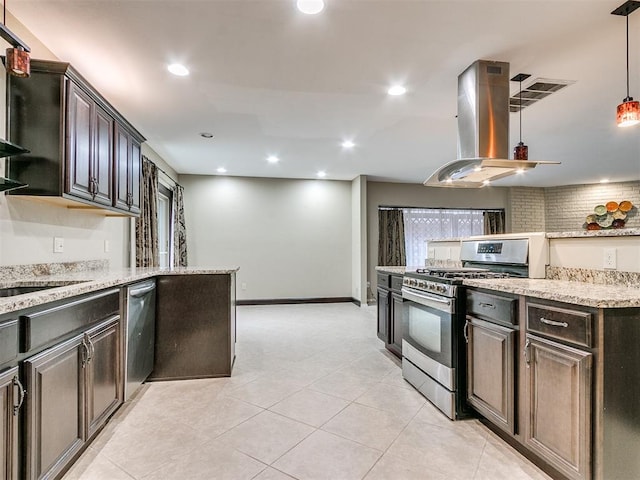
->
xmin=424 ymin=60 xmax=558 ymax=188
xmin=0 ymin=138 xmax=29 ymax=193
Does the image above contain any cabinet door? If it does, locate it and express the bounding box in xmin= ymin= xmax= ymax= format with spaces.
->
xmin=66 ymin=83 xmax=93 ymax=201
xmin=377 ymin=288 xmax=389 ymax=343
xmin=129 ymin=139 xmax=141 ymax=214
xmin=92 ymin=104 xmax=113 ymax=206
xmin=24 ymin=336 xmax=86 ymax=480
xmin=389 ymin=292 xmax=404 ymax=357
xmin=466 ymin=317 xmax=516 ymax=434
xmin=0 ymin=367 xmax=19 ymax=480
xmin=85 ymin=317 xmax=121 ymax=439
xmin=524 ymin=335 xmax=592 ymax=480
xmin=114 ymin=125 xmax=131 ymax=211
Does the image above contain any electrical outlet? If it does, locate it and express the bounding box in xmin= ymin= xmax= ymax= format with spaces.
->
xmin=104 ymin=240 xmax=110 ymax=252
xmin=53 ymin=237 xmax=64 ymax=253
xmin=603 ymin=248 xmax=617 ymax=270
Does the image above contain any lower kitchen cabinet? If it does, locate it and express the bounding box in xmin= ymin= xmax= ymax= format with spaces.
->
xmin=1 ymin=367 xmax=20 ymax=480
xmin=376 ymin=272 xmax=404 ymax=358
xmin=24 ymin=316 xmax=120 ymax=480
xmin=85 ymin=318 xmax=121 ymax=439
xmin=376 ymin=287 xmax=389 ymax=342
xmin=466 ymin=316 xmax=516 ymax=434
xmin=24 ymin=336 xmax=85 ymax=480
xmin=524 ymin=334 xmax=592 ymax=480
xmin=389 ymin=292 xmax=404 ymax=357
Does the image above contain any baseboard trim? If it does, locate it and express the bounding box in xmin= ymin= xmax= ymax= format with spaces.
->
xmin=237 ymin=297 xmax=354 ymax=306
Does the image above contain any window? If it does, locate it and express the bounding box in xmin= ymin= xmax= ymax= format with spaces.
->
xmin=402 ymin=208 xmax=487 ymax=267
xmin=157 ymin=184 xmax=173 ymax=268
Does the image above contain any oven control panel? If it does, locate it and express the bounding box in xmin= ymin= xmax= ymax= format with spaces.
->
xmin=402 ymin=277 xmax=455 ymax=297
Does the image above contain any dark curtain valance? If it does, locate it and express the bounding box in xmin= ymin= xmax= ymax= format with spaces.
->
xmin=483 ymin=210 xmax=506 ymax=235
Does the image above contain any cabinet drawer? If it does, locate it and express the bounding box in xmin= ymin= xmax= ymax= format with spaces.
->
xmin=21 ymin=289 xmax=120 ymax=352
xmin=0 ymin=318 xmax=19 ymax=365
xmin=527 ymin=302 xmax=592 ymax=348
xmin=377 ymin=272 xmax=390 ymax=288
xmin=390 ymin=275 xmax=404 ymax=292
xmin=467 ymin=290 xmax=517 ymax=326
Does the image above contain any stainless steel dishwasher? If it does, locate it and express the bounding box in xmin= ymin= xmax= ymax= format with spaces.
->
xmin=124 ymin=279 xmax=156 ymax=400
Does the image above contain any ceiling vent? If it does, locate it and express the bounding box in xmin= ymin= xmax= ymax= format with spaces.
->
xmin=509 ymin=78 xmax=575 ymax=112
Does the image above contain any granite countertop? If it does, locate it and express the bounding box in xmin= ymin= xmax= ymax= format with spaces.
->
xmin=0 ymin=266 xmax=239 ymax=315
xmin=375 ymin=266 xmax=425 ymax=274
xmin=546 ymin=228 xmax=640 ymax=239
xmin=463 ymin=278 xmax=640 ymax=309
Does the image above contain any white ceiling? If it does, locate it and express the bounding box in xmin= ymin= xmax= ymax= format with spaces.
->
xmin=8 ymin=0 xmax=640 ymax=186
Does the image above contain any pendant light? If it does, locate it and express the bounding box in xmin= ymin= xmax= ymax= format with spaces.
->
xmin=511 ymin=73 xmax=531 ymax=160
xmin=612 ymin=1 xmax=640 ymax=127
xmin=0 ymin=0 xmax=31 ymax=78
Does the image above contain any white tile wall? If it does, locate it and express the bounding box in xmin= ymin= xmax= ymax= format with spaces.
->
xmin=509 ymin=187 xmax=545 ymax=233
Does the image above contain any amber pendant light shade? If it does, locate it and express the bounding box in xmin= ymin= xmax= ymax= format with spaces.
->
xmin=5 ymin=47 xmax=29 ymax=77
xmin=617 ymin=97 xmax=640 ymax=127
xmin=613 ymin=2 xmax=640 ymax=127
xmin=513 ymin=142 xmax=528 ymax=160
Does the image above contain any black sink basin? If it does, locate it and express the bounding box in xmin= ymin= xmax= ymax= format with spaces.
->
xmin=0 ymin=286 xmax=58 ymax=297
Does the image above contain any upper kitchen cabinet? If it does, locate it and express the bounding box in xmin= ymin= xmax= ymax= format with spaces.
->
xmin=5 ymin=59 xmax=145 ymax=216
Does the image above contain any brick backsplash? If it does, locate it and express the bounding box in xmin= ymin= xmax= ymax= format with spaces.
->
xmin=510 ymin=181 xmax=640 ymax=233
xmin=510 ymin=187 xmax=545 ymax=233
xmin=544 ymin=181 xmax=640 ymax=232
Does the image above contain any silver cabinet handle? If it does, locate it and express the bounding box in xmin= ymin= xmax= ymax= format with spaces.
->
xmin=12 ymin=375 xmax=25 ymax=416
xmin=88 ymin=336 xmax=95 ymax=364
xmin=82 ymin=335 xmax=91 ymax=367
xmin=540 ymin=317 xmax=569 ymax=328
xmin=479 ymin=302 xmax=495 ymax=309
xmin=463 ymin=319 xmax=470 ymax=343
xmin=524 ymin=338 xmax=531 ymax=367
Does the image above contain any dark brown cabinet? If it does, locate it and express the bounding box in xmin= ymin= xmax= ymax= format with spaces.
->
xmin=376 ymin=272 xmax=404 ymax=358
xmin=6 ymin=59 xmax=144 ymax=215
xmin=85 ymin=319 xmax=121 ymax=439
xmin=24 ymin=335 xmax=85 ymax=480
xmin=0 ymin=367 xmax=20 ymax=480
xmin=376 ymin=286 xmax=389 ymax=343
xmin=466 ymin=317 xmax=516 ymax=434
xmin=114 ymin=124 xmax=141 ymax=214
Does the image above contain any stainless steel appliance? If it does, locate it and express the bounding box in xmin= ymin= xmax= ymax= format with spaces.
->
xmin=402 ymin=238 xmax=531 ymax=419
xmin=124 ymin=279 xmax=156 ymax=400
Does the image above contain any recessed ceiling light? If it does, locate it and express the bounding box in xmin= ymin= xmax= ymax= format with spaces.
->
xmin=167 ymin=63 xmax=189 ymax=76
xmin=200 ymin=132 xmax=214 ymax=139
xmin=473 ymin=166 xmax=482 ymax=172
xmin=267 ymin=155 xmax=279 ymax=164
xmin=516 ymin=168 xmax=525 ymax=174
xmin=317 ymin=170 xmax=327 ymax=178
xmin=482 ymin=179 xmax=491 ymax=186
xmin=387 ymin=85 xmax=407 ymax=96
xmin=341 ymin=140 xmax=355 ymax=149
xmin=600 ymin=178 xmax=610 ymax=184
xmin=445 ymin=178 xmax=453 ymax=184
xmin=297 ymin=0 xmax=324 ymax=14
xmin=217 ymin=167 xmax=227 ymax=174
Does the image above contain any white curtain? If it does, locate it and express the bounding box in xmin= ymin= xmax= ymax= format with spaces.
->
xmin=403 ymin=209 xmax=485 ymax=266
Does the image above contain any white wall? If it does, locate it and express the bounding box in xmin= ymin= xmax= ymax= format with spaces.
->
xmin=181 ymin=175 xmax=352 ymax=300
xmin=550 ymin=236 xmax=640 ymax=273
xmin=351 ymin=176 xmax=367 ymax=305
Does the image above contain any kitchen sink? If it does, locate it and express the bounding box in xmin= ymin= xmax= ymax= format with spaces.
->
xmin=0 ymin=286 xmax=59 ymax=297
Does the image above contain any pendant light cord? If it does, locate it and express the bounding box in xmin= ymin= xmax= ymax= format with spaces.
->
xmin=519 ymin=79 xmax=523 ymax=143
xmin=626 ymin=15 xmax=631 ymax=99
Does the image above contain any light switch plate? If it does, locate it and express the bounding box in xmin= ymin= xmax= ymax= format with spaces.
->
xmin=603 ymin=248 xmax=617 ymax=270
xmin=53 ymin=237 xmax=64 ymax=253
xmin=104 ymin=240 xmax=110 ymax=252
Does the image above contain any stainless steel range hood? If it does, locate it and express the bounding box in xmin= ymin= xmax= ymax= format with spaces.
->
xmin=424 ymin=60 xmax=558 ymax=188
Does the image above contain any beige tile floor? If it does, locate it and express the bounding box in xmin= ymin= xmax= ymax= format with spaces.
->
xmin=63 ymin=303 xmax=551 ymax=480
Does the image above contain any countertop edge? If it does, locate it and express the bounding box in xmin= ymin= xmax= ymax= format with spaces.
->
xmin=0 ymin=267 xmax=240 ymax=315
xmin=462 ymin=278 xmax=640 ymax=308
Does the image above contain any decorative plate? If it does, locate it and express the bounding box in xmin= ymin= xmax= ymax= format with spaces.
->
xmin=606 ymin=201 xmax=619 ymax=212
xmin=612 ymin=210 xmax=627 ymax=220
xmin=619 ymin=200 xmax=633 ymax=212
xmin=594 ymin=204 xmax=607 ymax=215
xmin=596 ymin=214 xmax=614 ymax=228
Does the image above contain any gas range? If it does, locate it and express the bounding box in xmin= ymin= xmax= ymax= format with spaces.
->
xmin=403 ymin=267 xmax=509 ymax=297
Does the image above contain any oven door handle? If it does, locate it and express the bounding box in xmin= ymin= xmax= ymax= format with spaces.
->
xmin=401 ymin=287 xmax=454 ymax=313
